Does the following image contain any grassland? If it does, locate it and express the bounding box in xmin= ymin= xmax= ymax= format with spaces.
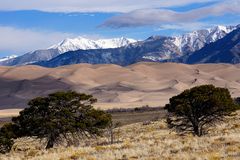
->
xmin=0 ymin=110 xmax=240 ymax=160
xmin=109 ymin=107 xmax=166 ymax=126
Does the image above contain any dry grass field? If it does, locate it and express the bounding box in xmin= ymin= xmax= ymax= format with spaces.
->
xmin=1 ymin=110 xmax=239 ymax=160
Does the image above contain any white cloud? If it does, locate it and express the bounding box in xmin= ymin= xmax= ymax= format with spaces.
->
xmin=102 ymin=0 xmax=240 ymax=28
xmin=0 ymin=26 xmax=74 ymax=54
xmin=155 ymin=22 xmax=212 ymax=32
xmin=0 ymin=0 xmax=218 ymax=13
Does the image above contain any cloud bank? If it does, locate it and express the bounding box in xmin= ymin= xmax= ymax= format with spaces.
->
xmin=0 ymin=26 xmax=73 ymax=55
xmin=102 ymin=0 xmax=240 ymax=28
xmin=0 ymin=0 xmax=218 ymax=13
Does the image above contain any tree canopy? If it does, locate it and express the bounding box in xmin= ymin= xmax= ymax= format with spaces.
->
xmin=10 ymin=91 xmax=112 ymax=149
xmin=165 ymin=85 xmax=238 ymax=136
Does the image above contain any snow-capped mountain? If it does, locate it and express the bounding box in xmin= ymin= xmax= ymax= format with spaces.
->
xmin=49 ymin=37 xmax=137 ymax=53
xmin=0 ymin=37 xmax=137 ymax=66
xmin=0 ymin=55 xmax=18 ymax=62
xmin=141 ymin=25 xmax=237 ymax=62
xmin=182 ymin=27 xmax=240 ymax=64
xmin=36 ymin=35 xmax=181 ymax=67
xmin=172 ymin=25 xmax=237 ymax=54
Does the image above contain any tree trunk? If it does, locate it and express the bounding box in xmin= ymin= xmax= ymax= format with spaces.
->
xmin=46 ymin=139 xmax=54 ymax=149
xmin=46 ymin=134 xmax=56 ymax=149
xmin=110 ymin=128 xmax=114 ymax=144
xmin=193 ymin=125 xmax=201 ymax=137
xmin=199 ymin=126 xmax=203 ymax=136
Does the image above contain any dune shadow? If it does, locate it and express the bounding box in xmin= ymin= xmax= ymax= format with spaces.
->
xmin=0 ymin=76 xmax=72 ymax=109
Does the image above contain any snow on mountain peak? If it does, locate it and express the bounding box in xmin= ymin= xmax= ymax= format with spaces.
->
xmin=49 ymin=37 xmax=137 ymax=54
xmin=0 ymin=55 xmax=18 ymax=62
xmin=172 ymin=25 xmax=237 ymax=53
xmin=212 ymin=25 xmax=236 ymax=33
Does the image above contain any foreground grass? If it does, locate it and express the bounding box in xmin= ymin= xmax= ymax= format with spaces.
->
xmin=1 ymin=111 xmax=240 ymax=160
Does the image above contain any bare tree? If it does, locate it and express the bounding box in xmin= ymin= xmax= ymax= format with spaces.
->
xmin=108 ymin=122 xmax=121 ymax=144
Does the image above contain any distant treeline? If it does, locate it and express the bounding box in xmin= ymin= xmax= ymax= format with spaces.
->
xmin=106 ymin=105 xmax=164 ymax=113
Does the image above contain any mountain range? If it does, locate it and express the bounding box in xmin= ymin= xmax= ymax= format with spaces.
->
xmin=0 ymin=25 xmax=239 ymax=67
xmin=0 ymin=37 xmax=136 ymax=66
xmin=36 ymin=25 xmax=240 ymax=67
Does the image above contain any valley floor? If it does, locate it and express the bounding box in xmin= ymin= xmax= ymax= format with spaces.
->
xmin=1 ymin=111 xmax=240 ymax=160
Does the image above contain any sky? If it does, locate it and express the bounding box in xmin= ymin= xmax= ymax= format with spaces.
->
xmin=0 ymin=0 xmax=239 ymax=57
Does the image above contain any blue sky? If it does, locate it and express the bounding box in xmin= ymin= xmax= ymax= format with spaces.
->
xmin=0 ymin=0 xmax=239 ymax=57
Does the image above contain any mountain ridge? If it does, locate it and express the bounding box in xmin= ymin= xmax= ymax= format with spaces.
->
xmin=49 ymin=37 xmax=137 ymax=53
xmin=182 ymin=27 xmax=240 ymax=64
xmin=0 ymin=55 xmax=18 ymax=62
xmin=0 ymin=37 xmax=137 ymax=66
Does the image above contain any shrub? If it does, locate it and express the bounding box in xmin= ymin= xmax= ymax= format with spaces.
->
xmin=165 ymin=85 xmax=238 ymax=136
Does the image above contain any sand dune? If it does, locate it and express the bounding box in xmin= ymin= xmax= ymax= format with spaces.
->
xmin=0 ymin=109 xmax=22 ymax=118
xmin=0 ymin=62 xmax=240 ymax=111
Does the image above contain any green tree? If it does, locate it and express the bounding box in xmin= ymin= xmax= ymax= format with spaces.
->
xmin=165 ymin=85 xmax=238 ymax=136
xmin=0 ymin=123 xmax=18 ymax=153
xmin=12 ymin=91 xmax=112 ymax=149
xmin=234 ymin=97 xmax=240 ymax=106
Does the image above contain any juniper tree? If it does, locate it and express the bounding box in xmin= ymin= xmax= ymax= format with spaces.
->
xmin=165 ymin=85 xmax=238 ymax=136
xmin=12 ymin=91 xmax=112 ymax=149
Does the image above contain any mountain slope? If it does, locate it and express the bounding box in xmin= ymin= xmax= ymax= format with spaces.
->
xmin=49 ymin=37 xmax=137 ymax=53
xmin=173 ymin=25 xmax=236 ymax=54
xmin=183 ymin=27 xmax=240 ymax=64
xmin=0 ymin=37 xmax=136 ymax=66
xmin=36 ymin=36 xmax=181 ymax=67
xmin=0 ymin=49 xmax=59 ymax=66
xmin=0 ymin=55 xmax=18 ymax=62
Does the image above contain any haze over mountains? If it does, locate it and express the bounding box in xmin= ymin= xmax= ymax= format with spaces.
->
xmin=0 ymin=25 xmax=239 ymax=67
